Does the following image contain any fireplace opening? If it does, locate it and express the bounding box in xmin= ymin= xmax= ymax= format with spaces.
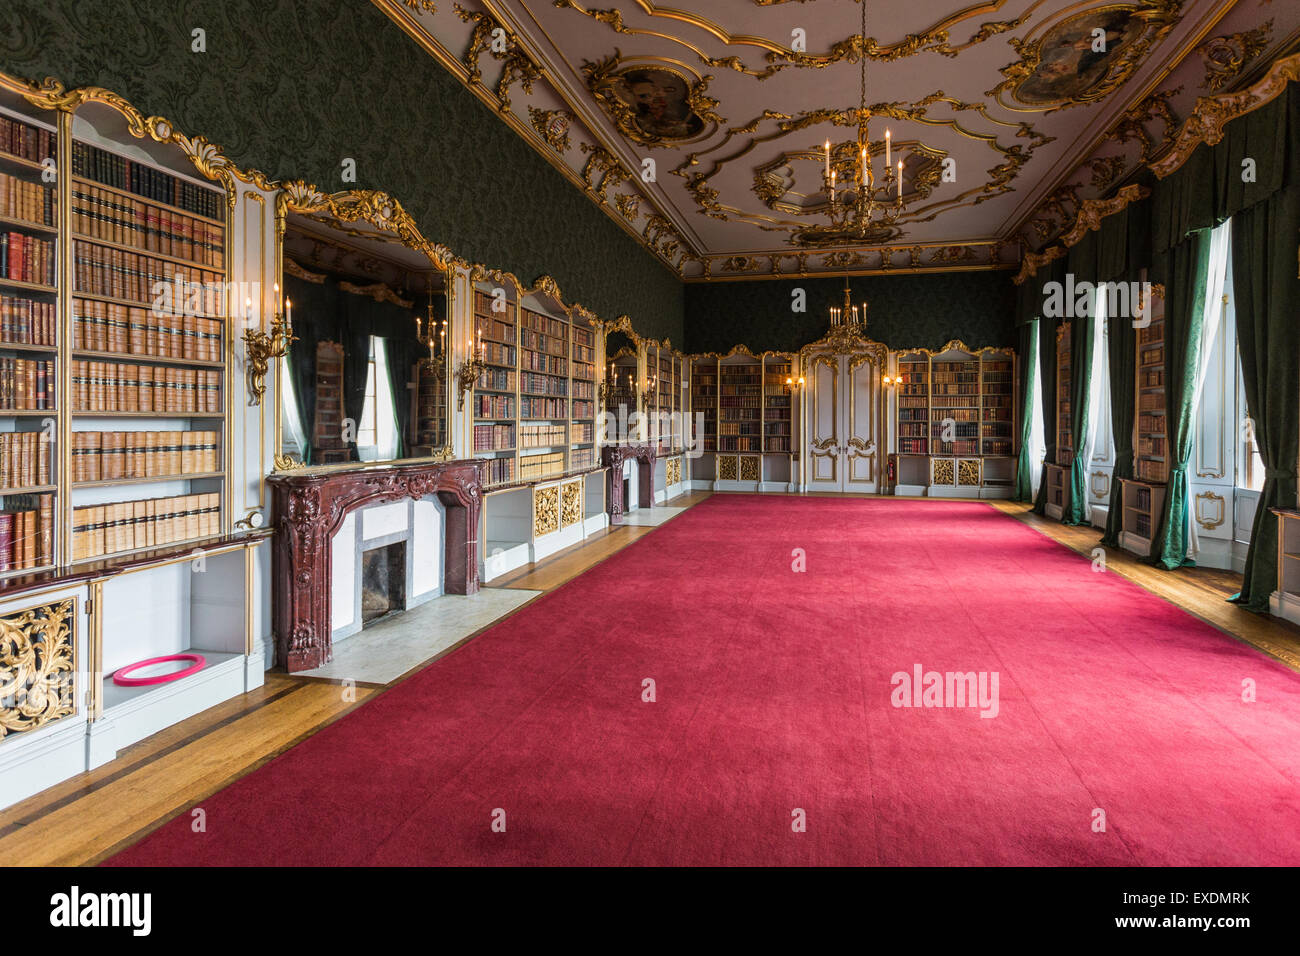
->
xmin=361 ymin=541 xmax=406 ymax=626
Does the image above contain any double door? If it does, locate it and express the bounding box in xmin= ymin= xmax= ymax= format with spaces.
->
xmin=802 ymin=350 xmax=884 ymax=493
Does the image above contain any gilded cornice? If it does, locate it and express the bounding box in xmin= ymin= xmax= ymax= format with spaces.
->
xmin=1012 ymin=244 xmax=1066 ymax=286
xmin=1150 ymin=51 xmax=1300 ymax=179
xmin=283 ymin=258 xmax=328 ymax=284
xmin=1013 ymin=184 xmax=1149 ymax=285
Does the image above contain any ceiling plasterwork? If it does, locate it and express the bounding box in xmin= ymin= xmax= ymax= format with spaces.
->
xmin=373 ymin=0 xmax=1297 ymax=281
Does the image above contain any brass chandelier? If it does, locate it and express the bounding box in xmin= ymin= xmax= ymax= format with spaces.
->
xmin=815 ymin=0 xmax=904 ymax=241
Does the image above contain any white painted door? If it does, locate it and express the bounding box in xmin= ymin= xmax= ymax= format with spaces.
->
xmin=804 ymin=353 xmax=881 ymax=493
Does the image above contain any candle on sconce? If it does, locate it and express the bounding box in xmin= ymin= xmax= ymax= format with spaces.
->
xmin=245 ymin=297 xmax=253 ymax=329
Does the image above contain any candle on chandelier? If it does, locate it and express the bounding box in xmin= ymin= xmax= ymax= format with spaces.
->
xmin=897 ymin=160 xmax=903 ymax=199
xmin=830 ymin=169 xmax=836 ymax=203
xmin=824 ymin=140 xmax=830 ymax=178
xmin=286 ymin=298 xmax=291 ymax=324
xmin=860 ymin=145 xmax=867 ymax=189
xmin=885 ymin=129 xmax=891 ymax=169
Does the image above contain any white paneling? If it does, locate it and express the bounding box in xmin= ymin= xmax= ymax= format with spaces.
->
xmin=190 ymin=550 xmax=247 ymax=653
xmin=363 ymin=501 xmax=409 ymax=540
xmin=101 ymin=564 xmax=190 ymax=674
xmin=412 ymin=498 xmax=444 ymax=597
xmin=332 ymin=512 xmax=357 ymax=631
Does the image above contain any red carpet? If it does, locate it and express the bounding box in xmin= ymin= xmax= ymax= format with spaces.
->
xmin=107 ymin=496 xmax=1300 ymax=866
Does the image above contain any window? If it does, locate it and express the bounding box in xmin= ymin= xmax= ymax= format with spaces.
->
xmin=1028 ymin=320 xmax=1046 ymax=496
xmin=1236 ymin=346 xmax=1265 ymax=492
xmin=358 ymin=336 xmax=399 ymax=462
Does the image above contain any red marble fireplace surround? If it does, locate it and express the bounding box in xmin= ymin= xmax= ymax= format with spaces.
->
xmin=267 ymin=458 xmax=484 ymax=672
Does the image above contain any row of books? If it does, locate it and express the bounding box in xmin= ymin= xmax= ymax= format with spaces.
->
xmin=71 ymin=430 xmax=221 ymax=482
xmin=0 ymin=171 xmax=57 ymax=227
xmin=933 ymin=409 xmax=979 ymax=422
xmin=71 ymin=492 xmax=221 ymax=561
xmin=931 ymin=383 xmax=981 ymax=395
xmin=1141 ymin=368 xmax=1163 ymax=388
xmin=719 ymin=422 xmax=760 ymax=436
xmin=1138 ymin=413 xmax=1165 ymax=433
xmin=481 ymin=456 xmax=516 ymax=485
xmin=0 ymin=494 xmax=53 ymax=572
xmin=472 ymin=423 xmax=514 ymax=451
xmin=0 ymin=292 xmax=57 ymax=345
xmin=1139 ymin=393 xmax=1164 ymax=411
xmin=718 ymin=436 xmax=760 ymax=452
xmin=72 ymin=141 xmax=225 ymax=220
xmin=931 ymin=396 xmax=980 ymax=408
xmin=520 ymin=371 xmax=567 ymax=396
xmin=1138 ymin=436 xmax=1167 ymax=458
xmin=1140 ymin=348 xmax=1165 ymax=367
xmin=764 ymin=438 xmax=792 ymax=452
xmin=70 ymin=360 xmax=221 ymax=413
xmin=0 ymin=431 xmax=52 ymax=488
xmin=475 ymin=367 xmax=514 ymax=391
xmin=520 ymin=423 xmax=566 ymax=448
xmin=937 ymin=423 xmax=980 ymax=439
xmin=931 ymin=373 xmax=980 ymax=385
xmin=472 ymin=290 xmax=513 ymax=318
xmin=898 ymin=423 xmax=928 ymax=437
xmin=898 ymin=438 xmax=929 ymax=454
xmin=0 ymin=116 xmax=54 ymax=165
xmin=73 ymin=241 xmax=224 ymax=313
xmin=1 ymin=232 xmax=56 ymax=286
xmin=520 ymin=350 xmax=566 ymax=376
xmin=933 ymin=362 xmax=979 ymax=374
xmin=572 ymin=380 xmax=594 ymax=400
xmin=520 ymin=396 xmax=566 ymax=419
xmin=521 ymin=328 xmax=566 ymax=357
xmin=570 ymin=447 xmax=596 ymax=470
xmin=571 ymin=422 xmax=594 ymax=443
xmin=73 ymin=184 xmax=225 ymax=268
xmin=474 ymin=314 xmax=514 ymax=343
xmin=72 ymin=298 xmax=223 ymax=361
xmin=1138 ymin=322 xmax=1164 ymax=345
xmin=899 ymin=396 xmax=928 ymax=409
xmin=520 ymin=309 xmax=567 ymax=339
xmin=572 ymin=400 xmax=595 ymax=418
xmin=518 ymin=451 xmax=563 ymax=482
xmin=0 ymin=356 xmax=54 ymax=408
xmin=1137 ymin=460 xmax=1168 ymax=483
xmin=479 ymin=341 xmax=516 ymax=367
xmin=937 ymin=441 xmax=980 ymax=456
xmin=573 ymin=344 xmax=595 ymax=363
xmin=472 ymin=394 xmax=513 ymax=419
xmin=983 ymin=440 xmax=1013 ymax=456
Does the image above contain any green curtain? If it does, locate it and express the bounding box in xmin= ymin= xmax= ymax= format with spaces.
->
xmin=1032 ymin=312 xmax=1058 ymax=515
xmin=1063 ymin=307 xmax=1095 ymax=524
xmin=1148 ymin=232 xmax=1212 ymax=569
xmin=1015 ymin=319 xmax=1038 ymax=502
xmin=1101 ymin=306 xmax=1136 ymax=547
xmin=1230 ymin=181 xmax=1300 ymax=610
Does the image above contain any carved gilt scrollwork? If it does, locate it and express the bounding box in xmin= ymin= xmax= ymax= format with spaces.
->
xmin=0 ymin=600 xmax=75 ymax=739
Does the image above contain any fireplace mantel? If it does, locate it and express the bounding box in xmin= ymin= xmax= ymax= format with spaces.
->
xmin=268 ymin=458 xmax=484 ymax=671
xmin=601 ymin=443 xmax=656 ymax=525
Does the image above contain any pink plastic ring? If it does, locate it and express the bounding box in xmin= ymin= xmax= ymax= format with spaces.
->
xmin=112 ymin=653 xmax=207 ymax=687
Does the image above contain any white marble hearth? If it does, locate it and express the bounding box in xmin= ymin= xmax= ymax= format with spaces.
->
xmin=298 ymin=588 xmax=540 ymax=685
xmin=619 ymin=505 xmax=689 ymax=527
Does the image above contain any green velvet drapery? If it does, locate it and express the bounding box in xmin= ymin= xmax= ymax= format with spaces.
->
xmin=1062 ymin=235 xmax=1098 ymax=525
xmin=1230 ymin=180 xmax=1300 ymax=610
xmin=1015 ymin=319 xmax=1038 ymax=503
xmin=1031 ymin=258 xmax=1066 ymax=515
xmin=1148 ymin=233 xmax=1212 ymax=569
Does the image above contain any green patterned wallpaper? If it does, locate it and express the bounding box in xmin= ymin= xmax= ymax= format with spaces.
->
xmin=0 ymin=0 xmax=684 ymax=341
xmin=684 ymin=271 xmax=1017 ymax=354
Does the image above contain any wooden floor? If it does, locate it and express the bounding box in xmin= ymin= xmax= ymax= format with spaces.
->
xmin=2 ymin=488 xmax=1296 ymax=866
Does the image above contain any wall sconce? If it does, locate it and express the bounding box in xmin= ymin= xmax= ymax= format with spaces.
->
xmin=639 ymin=376 xmax=657 ymax=407
xmin=242 ymin=290 xmax=296 ymax=406
xmin=784 ymin=375 xmax=805 ymax=392
xmin=455 ymin=335 xmax=487 ymax=411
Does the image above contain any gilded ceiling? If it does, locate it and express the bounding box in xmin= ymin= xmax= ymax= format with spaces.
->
xmin=378 ymin=0 xmax=1298 ymax=279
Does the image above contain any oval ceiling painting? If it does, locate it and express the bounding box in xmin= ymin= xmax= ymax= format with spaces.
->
xmin=587 ymin=58 xmax=717 ymax=147
xmin=994 ymin=2 xmax=1184 ymax=110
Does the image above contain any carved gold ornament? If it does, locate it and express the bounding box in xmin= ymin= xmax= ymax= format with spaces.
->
xmin=666 ymin=457 xmax=681 ymax=485
xmin=0 ymin=600 xmax=75 ymax=739
xmin=933 ymin=458 xmax=955 ymax=485
xmin=1198 ymin=20 xmax=1273 ymax=93
xmin=958 ymin=459 xmax=982 ymax=486
xmin=554 ymin=0 xmax=1033 ymax=77
xmin=1195 ymin=491 xmax=1226 ymax=531
xmin=740 ymin=456 xmax=760 ymax=482
xmin=561 ymin=481 xmax=583 ymax=527
xmin=986 ymin=1 xmax=1186 ymax=113
xmin=583 ymin=52 xmax=721 ymax=148
xmin=1151 ymin=52 xmax=1300 ymax=179
xmin=453 ymin=3 xmax=542 ymax=113
xmin=534 ymin=486 xmax=560 ymax=536
xmin=718 ymin=455 xmax=739 ymax=481
xmin=529 ymin=107 xmax=574 ymax=153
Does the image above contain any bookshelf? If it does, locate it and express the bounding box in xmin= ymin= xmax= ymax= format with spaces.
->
xmin=1121 ymin=286 xmax=1168 ymax=554
xmin=410 ymin=357 xmax=447 ymax=455
xmin=690 ymin=357 xmax=717 ymax=453
xmin=718 ymin=355 xmax=761 ymax=454
xmin=893 ymin=345 xmax=1017 ymax=498
xmin=469 ymin=280 xmax=600 ymax=489
xmin=763 ymin=358 xmax=793 ymax=454
xmin=1270 ymin=510 xmax=1300 ymax=626
xmin=1043 ymin=324 xmax=1071 ymax=519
